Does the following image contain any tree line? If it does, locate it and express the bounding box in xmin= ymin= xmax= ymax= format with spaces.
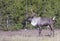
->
xmin=0 ymin=0 xmax=60 ymax=31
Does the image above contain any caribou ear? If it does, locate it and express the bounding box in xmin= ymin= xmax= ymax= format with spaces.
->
xmin=53 ymin=16 xmax=56 ymax=20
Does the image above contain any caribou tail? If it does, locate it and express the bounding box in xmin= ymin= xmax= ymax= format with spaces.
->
xmin=52 ymin=16 xmax=56 ymax=20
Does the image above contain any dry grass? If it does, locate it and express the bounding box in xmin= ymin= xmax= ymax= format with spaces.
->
xmin=0 ymin=29 xmax=60 ymax=41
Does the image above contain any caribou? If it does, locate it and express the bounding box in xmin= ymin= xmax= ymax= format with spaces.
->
xmin=26 ymin=16 xmax=55 ymax=36
xmin=23 ymin=9 xmax=55 ymax=36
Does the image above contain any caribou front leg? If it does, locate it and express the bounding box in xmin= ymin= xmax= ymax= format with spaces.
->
xmin=38 ymin=26 xmax=42 ymax=36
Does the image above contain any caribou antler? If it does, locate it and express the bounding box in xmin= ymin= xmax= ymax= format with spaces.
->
xmin=30 ymin=9 xmax=37 ymax=17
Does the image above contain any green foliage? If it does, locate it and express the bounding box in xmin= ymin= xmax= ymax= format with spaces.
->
xmin=8 ymin=23 xmax=23 ymax=31
xmin=0 ymin=0 xmax=60 ymax=31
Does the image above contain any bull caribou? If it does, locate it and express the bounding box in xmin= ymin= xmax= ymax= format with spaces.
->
xmin=26 ymin=16 xmax=55 ymax=36
xmin=23 ymin=9 xmax=55 ymax=36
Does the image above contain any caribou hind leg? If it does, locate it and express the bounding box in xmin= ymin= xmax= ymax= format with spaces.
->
xmin=49 ymin=25 xmax=54 ymax=37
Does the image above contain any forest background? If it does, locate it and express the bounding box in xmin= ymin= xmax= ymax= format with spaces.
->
xmin=0 ymin=0 xmax=60 ymax=31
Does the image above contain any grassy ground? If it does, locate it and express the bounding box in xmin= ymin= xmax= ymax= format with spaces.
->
xmin=0 ymin=29 xmax=60 ymax=41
